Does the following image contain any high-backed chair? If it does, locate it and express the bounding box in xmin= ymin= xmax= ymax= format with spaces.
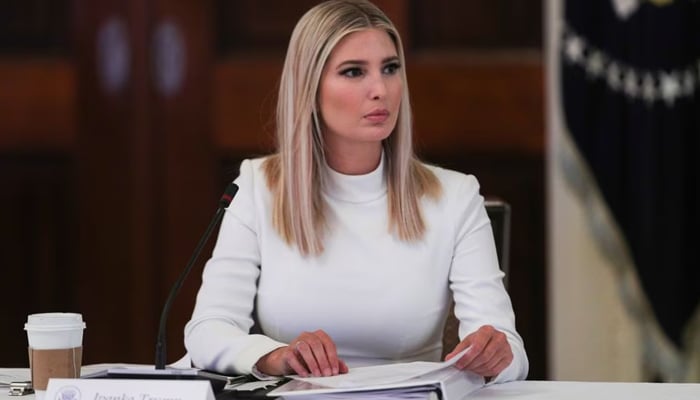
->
xmin=441 ymin=199 xmax=511 ymax=358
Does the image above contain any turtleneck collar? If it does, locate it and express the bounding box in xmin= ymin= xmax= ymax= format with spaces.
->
xmin=323 ymin=153 xmax=387 ymax=203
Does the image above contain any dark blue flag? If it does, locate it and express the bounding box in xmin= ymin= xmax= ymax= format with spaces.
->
xmin=559 ymin=0 xmax=699 ymax=381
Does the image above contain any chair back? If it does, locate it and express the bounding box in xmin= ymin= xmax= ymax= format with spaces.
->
xmin=484 ymin=199 xmax=511 ymax=289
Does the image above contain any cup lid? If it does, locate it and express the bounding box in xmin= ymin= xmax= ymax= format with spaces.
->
xmin=25 ymin=313 xmax=85 ymax=330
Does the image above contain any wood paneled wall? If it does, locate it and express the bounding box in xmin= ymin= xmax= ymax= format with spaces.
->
xmin=0 ymin=0 xmax=546 ymax=379
xmin=0 ymin=154 xmax=78 ymax=365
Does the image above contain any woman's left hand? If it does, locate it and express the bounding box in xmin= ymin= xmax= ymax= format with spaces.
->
xmin=444 ymin=325 xmax=513 ymax=379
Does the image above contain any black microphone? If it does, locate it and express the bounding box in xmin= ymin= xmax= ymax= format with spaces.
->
xmin=84 ymin=183 xmax=239 ymax=392
xmin=155 ymin=182 xmax=239 ymax=370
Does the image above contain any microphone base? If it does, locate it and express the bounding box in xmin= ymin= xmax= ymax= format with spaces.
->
xmin=83 ymin=367 xmax=234 ymax=393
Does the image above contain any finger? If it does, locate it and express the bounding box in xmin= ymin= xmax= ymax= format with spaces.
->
xmin=476 ymin=342 xmax=513 ymax=377
xmin=339 ymin=359 xmax=349 ymax=374
xmin=455 ymin=331 xmax=490 ymax=369
xmin=304 ymin=337 xmax=333 ymax=376
xmin=473 ymin=353 xmax=510 ymax=377
xmin=313 ymin=330 xmax=340 ymax=375
xmin=462 ymin=337 xmax=499 ymax=371
xmin=295 ymin=340 xmax=322 ymax=376
xmin=285 ymin=347 xmax=311 ymax=377
xmin=470 ymin=351 xmax=503 ymax=376
xmin=444 ymin=340 xmax=470 ymax=361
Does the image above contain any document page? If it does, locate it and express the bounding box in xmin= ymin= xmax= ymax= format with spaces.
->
xmin=289 ymin=348 xmax=469 ymax=389
xmin=280 ymin=386 xmax=440 ymax=400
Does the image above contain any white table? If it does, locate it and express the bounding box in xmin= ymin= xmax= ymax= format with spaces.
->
xmin=0 ymin=364 xmax=142 ymax=399
xmin=2 ymin=367 xmax=699 ymax=399
xmin=468 ymin=380 xmax=700 ymax=399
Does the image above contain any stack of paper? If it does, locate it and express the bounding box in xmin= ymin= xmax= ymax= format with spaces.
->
xmin=268 ymin=349 xmax=484 ymax=400
xmin=277 ymin=388 xmax=439 ymax=400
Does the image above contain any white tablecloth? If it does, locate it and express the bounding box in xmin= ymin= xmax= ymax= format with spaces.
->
xmin=2 ymin=367 xmax=699 ymax=400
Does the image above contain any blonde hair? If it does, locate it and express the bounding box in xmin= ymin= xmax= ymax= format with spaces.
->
xmin=263 ymin=0 xmax=440 ymax=255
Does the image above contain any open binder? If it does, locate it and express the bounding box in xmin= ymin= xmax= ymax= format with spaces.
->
xmin=268 ymin=349 xmax=484 ymax=400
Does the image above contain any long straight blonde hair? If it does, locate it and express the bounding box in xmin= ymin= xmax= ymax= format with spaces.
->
xmin=263 ymin=0 xmax=440 ymax=255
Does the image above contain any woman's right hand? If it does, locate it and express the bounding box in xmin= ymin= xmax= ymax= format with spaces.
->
xmin=254 ymin=329 xmax=349 ymax=377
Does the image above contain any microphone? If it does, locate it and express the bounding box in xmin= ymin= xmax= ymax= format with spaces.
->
xmin=155 ymin=182 xmax=239 ymax=369
xmin=84 ymin=183 xmax=239 ymax=392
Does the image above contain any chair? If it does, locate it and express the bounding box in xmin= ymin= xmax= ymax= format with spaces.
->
xmin=441 ymin=199 xmax=511 ymax=358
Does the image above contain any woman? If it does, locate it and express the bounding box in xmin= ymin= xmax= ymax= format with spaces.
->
xmin=185 ymin=0 xmax=528 ymax=383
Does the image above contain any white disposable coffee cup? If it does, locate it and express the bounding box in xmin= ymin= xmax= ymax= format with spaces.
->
xmin=25 ymin=313 xmax=86 ymax=392
xmin=25 ymin=313 xmax=86 ymax=350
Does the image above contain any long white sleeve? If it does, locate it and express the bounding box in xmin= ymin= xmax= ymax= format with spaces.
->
xmin=447 ymin=174 xmax=529 ymax=382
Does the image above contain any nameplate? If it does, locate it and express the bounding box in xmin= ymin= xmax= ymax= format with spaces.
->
xmin=45 ymin=378 xmax=215 ymax=400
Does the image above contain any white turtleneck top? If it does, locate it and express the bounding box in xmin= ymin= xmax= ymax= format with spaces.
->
xmin=184 ymin=156 xmax=528 ymax=383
